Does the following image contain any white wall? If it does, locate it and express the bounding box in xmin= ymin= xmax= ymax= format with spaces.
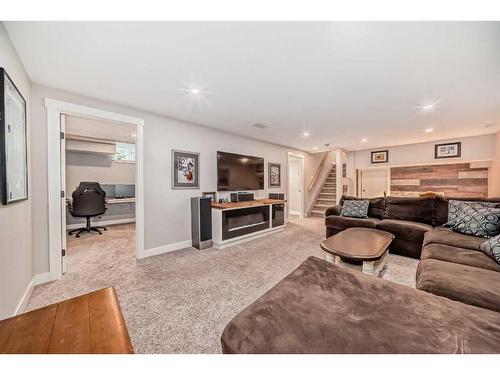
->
xmin=0 ymin=23 xmax=33 ymax=318
xmin=30 ymin=84 xmax=313 ymax=275
xmin=351 ymin=134 xmax=495 ymax=170
xmin=488 ymin=130 xmax=500 ymax=197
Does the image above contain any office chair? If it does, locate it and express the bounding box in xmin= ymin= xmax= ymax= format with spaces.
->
xmin=68 ymin=182 xmax=108 ymax=238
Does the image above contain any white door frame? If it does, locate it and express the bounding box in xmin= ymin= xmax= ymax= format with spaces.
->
xmin=287 ymin=152 xmax=305 ymax=218
xmin=45 ymin=98 xmax=145 ymax=281
xmin=357 ymin=166 xmax=391 ymax=198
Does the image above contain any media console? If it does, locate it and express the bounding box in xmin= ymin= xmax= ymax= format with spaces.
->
xmin=211 ymin=199 xmax=286 ymax=249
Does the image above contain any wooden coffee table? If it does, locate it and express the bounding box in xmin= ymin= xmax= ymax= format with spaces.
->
xmin=320 ymin=228 xmax=395 ymax=276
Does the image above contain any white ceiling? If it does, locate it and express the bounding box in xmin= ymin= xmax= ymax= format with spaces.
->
xmin=5 ymin=21 xmax=500 ymax=152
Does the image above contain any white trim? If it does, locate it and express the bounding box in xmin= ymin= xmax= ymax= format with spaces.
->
xmin=213 ymin=227 xmax=285 ymax=249
xmin=45 ymin=98 xmax=145 ymax=281
xmin=358 ymin=166 xmax=391 ymax=198
xmin=286 ymin=152 xmax=305 ymax=219
xmin=66 ymin=218 xmax=136 ymax=230
xmin=13 ymin=272 xmax=51 ymax=316
xmin=139 ymin=240 xmax=193 ymax=259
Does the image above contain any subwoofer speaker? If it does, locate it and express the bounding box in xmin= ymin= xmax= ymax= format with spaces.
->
xmin=191 ymin=197 xmax=213 ymax=250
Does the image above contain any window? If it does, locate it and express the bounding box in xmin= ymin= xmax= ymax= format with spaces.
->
xmin=113 ymin=142 xmax=136 ymax=162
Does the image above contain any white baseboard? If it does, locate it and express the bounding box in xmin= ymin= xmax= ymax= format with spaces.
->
xmin=13 ymin=272 xmax=51 ymax=316
xmin=139 ymin=240 xmax=193 ymax=259
xmin=66 ymin=218 xmax=135 ymax=230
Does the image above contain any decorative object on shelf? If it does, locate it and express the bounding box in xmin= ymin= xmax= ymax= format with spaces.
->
xmin=172 ymin=150 xmax=200 ymax=189
xmin=371 ymin=150 xmax=389 ymax=164
xmin=0 ymin=68 xmax=28 ymax=205
xmin=435 ymin=142 xmax=461 ymax=159
xmin=202 ymin=191 xmax=217 ymax=203
xmin=268 ymin=162 xmax=281 ymax=187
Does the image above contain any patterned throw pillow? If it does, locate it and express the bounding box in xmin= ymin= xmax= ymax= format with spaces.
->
xmin=451 ymin=205 xmax=500 ymax=238
xmin=341 ymin=200 xmax=369 ymax=218
xmin=443 ymin=200 xmax=499 ymax=228
xmin=480 ymin=235 xmax=500 ymax=265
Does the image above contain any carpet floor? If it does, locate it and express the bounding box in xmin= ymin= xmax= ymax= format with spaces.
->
xmin=26 ymin=217 xmax=418 ymax=353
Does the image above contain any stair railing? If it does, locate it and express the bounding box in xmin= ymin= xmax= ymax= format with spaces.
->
xmin=308 ymin=152 xmax=328 ymax=191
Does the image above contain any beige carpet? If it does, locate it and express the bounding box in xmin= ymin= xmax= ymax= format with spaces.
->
xmin=26 ymin=217 xmax=418 ymax=353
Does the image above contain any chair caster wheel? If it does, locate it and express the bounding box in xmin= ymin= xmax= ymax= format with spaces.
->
xmin=103 ymin=228 xmax=108 ymax=231
xmin=99 ymin=232 xmax=103 ymax=235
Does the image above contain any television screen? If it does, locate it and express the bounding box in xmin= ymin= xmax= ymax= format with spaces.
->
xmin=217 ymin=151 xmax=264 ymax=191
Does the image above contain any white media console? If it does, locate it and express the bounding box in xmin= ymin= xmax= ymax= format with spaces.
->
xmin=211 ymin=199 xmax=286 ymax=249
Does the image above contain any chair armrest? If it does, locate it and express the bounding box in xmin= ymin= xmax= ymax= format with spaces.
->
xmin=325 ymin=205 xmax=342 ymax=217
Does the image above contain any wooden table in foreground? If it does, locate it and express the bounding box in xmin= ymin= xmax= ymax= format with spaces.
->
xmin=320 ymin=228 xmax=395 ymax=276
xmin=0 ymin=287 xmax=133 ymax=354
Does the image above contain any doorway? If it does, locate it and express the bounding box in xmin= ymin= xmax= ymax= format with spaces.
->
xmin=287 ymin=153 xmax=304 ymax=218
xmin=359 ymin=168 xmax=390 ymax=198
xmin=46 ymin=99 xmax=144 ymax=281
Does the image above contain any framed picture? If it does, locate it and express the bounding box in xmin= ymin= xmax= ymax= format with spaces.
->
xmin=171 ymin=150 xmax=200 ymax=189
xmin=202 ymin=191 xmax=217 ymax=203
xmin=371 ymin=150 xmax=389 ymax=164
xmin=268 ymin=162 xmax=281 ymax=187
xmin=435 ymin=142 xmax=461 ymax=159
xmin=0 ymin=68 xmax=28 ymax=205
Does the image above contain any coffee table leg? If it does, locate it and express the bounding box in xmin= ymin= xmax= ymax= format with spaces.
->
xmin=362 ymin=261 xmax=375 ymax=275
xmin=325 ymin=253 xmax=334 ymax=263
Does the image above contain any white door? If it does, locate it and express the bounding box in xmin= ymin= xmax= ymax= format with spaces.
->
xmin=361 ymin=169 xmax=388 ymax=198
xmin=60 ymin=114 xmax=67 ymax=274
xmin=288 ymin=156 xmax=303 ymax=216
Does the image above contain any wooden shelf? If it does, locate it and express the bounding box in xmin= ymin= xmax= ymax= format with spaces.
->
xmin=211 ymin=198 xmax=286 ymax=210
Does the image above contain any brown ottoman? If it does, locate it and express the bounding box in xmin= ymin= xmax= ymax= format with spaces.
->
xmin=221 ymin=256 xmax=500 ymax=353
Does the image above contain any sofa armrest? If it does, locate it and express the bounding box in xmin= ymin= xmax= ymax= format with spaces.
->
xmin=325 ymin=205 xmax=342 ymax=217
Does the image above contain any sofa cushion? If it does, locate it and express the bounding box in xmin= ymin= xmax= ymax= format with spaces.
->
xmin=383 ymin=196 xmax=434 ymax=226
xmin=340 ymin=200 xmax=369 ymax=218
xmin=421 ymin=243 xmax=500 ymax=272
xmin=416 ymin=259 xmax=500 ymax=313
xmin=221 ymin=256 xmax=500 ymax=354
xmin=325 ymin=215 xmax=380 ymax=231
xmin=434 ymin=196 xmax=500 ymax=227
xmin=376 ymin=219 xmax=432 ymax=244
xmin=451 ymin=204 xmax=500 ymax=238
xmin=340 ymin=195 xmax=385 ymax=219
xmin=480 ymin=234 xmax=500 ymax=265
xmin=423 ymin=227 xmax=486 ymax=251
xmin=442 ymin=199 xmax=500 ymax=228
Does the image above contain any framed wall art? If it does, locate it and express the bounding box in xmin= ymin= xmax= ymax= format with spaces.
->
xmin=268 ymin=162 xmax=281 ymax=187
xmin=435 ymin=142 xmax=461 ymax=159
xmin=0 ymin=67 xmax=28 ymax=205
xmin=370 ymin=150 xmax=389 ymax=164
xmin=171 ymin=150 xmax=200 ymax=189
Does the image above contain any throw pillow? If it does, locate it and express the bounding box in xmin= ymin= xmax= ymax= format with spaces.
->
xmin=451 ymin=205 xmax=500 ymax=238
xmin=443 ymin=200 xmax=499 ymax=228
xmin=341 ymin=200 xmax=369 ymax=218
xmin=480 ymin=235 xmax=500 ymax=265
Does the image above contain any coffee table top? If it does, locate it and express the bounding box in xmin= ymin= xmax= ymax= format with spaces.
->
xmin=320 ymin=228 xmax=395 ymax=261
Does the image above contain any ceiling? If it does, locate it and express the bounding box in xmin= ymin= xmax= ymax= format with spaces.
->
xmin=5 ymin=21 xmax=500 ymax=152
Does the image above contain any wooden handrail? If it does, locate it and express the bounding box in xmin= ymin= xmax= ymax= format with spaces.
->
xmin=308 ymin=152 xmax=329 ymax=191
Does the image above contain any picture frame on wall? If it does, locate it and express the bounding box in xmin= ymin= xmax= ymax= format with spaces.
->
xmin=171 ymin=149 xmax=200 ymax=189
xmin=0 ymin=67 xmax=28 ymax=205
xmin=268 ymin=162 xmax=281 ymax=187
xmin=371 ymin=150 xmax=389 ymax=164
xmin=202 ymin=191 xmax=217 ymax=203
xmin=435 ymin=142 xmax=461 ymax=159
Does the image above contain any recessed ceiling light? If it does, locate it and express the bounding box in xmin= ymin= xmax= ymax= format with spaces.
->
xmin=424 ymin=127 xmax=434 ymax=133
xmin=190 ymin=88 xmax=201 ymax=95
xmin=361 ymin=138 xmax=368 ymax=143
xmin=312 ymin=146 xmax=318 ymax=150
xmin=418 ymin=100 xmax=439 ymax=113
xmin=302 ymin=131 xmax=311 ymax=137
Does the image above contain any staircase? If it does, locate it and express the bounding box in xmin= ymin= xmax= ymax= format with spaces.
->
xmin=310 ymin=166 xmax=337 ymax=217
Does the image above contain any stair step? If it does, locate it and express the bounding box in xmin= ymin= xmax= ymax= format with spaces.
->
xmin=320 ymin=192 xmax=335 ymax=196
xmin=310 ymin=210 xmax=325 ymax=217
xmin=322 ymin=189 xmax=336 ymax=194
xmin=314 ymin=204 xmax=331 ymax=209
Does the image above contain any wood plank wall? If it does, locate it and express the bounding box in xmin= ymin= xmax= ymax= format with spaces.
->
xmin=390 ymin=163 xmax=488 ymax=198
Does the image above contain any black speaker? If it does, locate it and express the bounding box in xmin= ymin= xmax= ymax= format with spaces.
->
xmin=191 ymin=197 xmax=213 ymax=250
xmin=269 ymin=193 xmax=285 ymax=200
xmin=230 ymin=192 xmax=254 ymax=202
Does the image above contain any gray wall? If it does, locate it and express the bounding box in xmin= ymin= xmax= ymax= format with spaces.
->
xmin=0 ymin=24 xmax=32 ymax=318
xmin=30 ymin=84 xmax=314 ymax=275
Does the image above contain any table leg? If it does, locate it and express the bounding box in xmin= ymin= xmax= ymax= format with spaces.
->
xmin=325 ymin=253 xmax=334 ymax=263
xmin=362 ymin=261 xmax=375 ymax=275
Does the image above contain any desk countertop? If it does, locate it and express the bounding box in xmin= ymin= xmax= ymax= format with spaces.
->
xmin=211 ymin=198 xmax=286 ymax=210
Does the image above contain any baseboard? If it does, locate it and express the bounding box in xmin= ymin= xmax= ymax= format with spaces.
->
xmin=13 ymin=272 xmax=52 ymax=316
xmin=139 ymin=240 xmax=193 ymax=259
xmin=33 ymin=272 xmax=51 ymax=286
xmin=66 ymin=218 xmax=135 ymax=230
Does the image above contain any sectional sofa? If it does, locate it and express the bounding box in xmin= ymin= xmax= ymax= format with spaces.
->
xmin=221 ymin=195 xmax=500 ymax=353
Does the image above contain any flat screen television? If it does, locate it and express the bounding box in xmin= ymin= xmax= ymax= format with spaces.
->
xmin=217 ymin=151 xmax=264 ymax=191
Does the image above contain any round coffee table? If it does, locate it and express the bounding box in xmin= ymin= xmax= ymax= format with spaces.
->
xmin=320 ymin=227 xmax=395 ymax=276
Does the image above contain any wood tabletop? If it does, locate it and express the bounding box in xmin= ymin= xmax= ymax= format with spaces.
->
xmin=0 ymin=287 xmax=133 ymax=354
xmin=211 ymin=198 xmax=286 ymax=210
xmin=320 ymin=228 xmax=395 ymax=261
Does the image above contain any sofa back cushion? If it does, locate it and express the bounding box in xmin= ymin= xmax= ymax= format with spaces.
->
xmin=434 ymin=196 xmax=500 ymax=226
xmin=340 ymin=195 xmax=385 ymax=219
xmin=383 ymin=196 xmax=434 ymax=226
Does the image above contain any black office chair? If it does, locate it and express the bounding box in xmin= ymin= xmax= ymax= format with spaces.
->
xmin=68 ymin=182 xmax=108 ymax=238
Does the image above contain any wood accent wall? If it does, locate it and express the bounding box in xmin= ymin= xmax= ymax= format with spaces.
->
xmin=390 ymin=163 xmax=488 ymax=198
